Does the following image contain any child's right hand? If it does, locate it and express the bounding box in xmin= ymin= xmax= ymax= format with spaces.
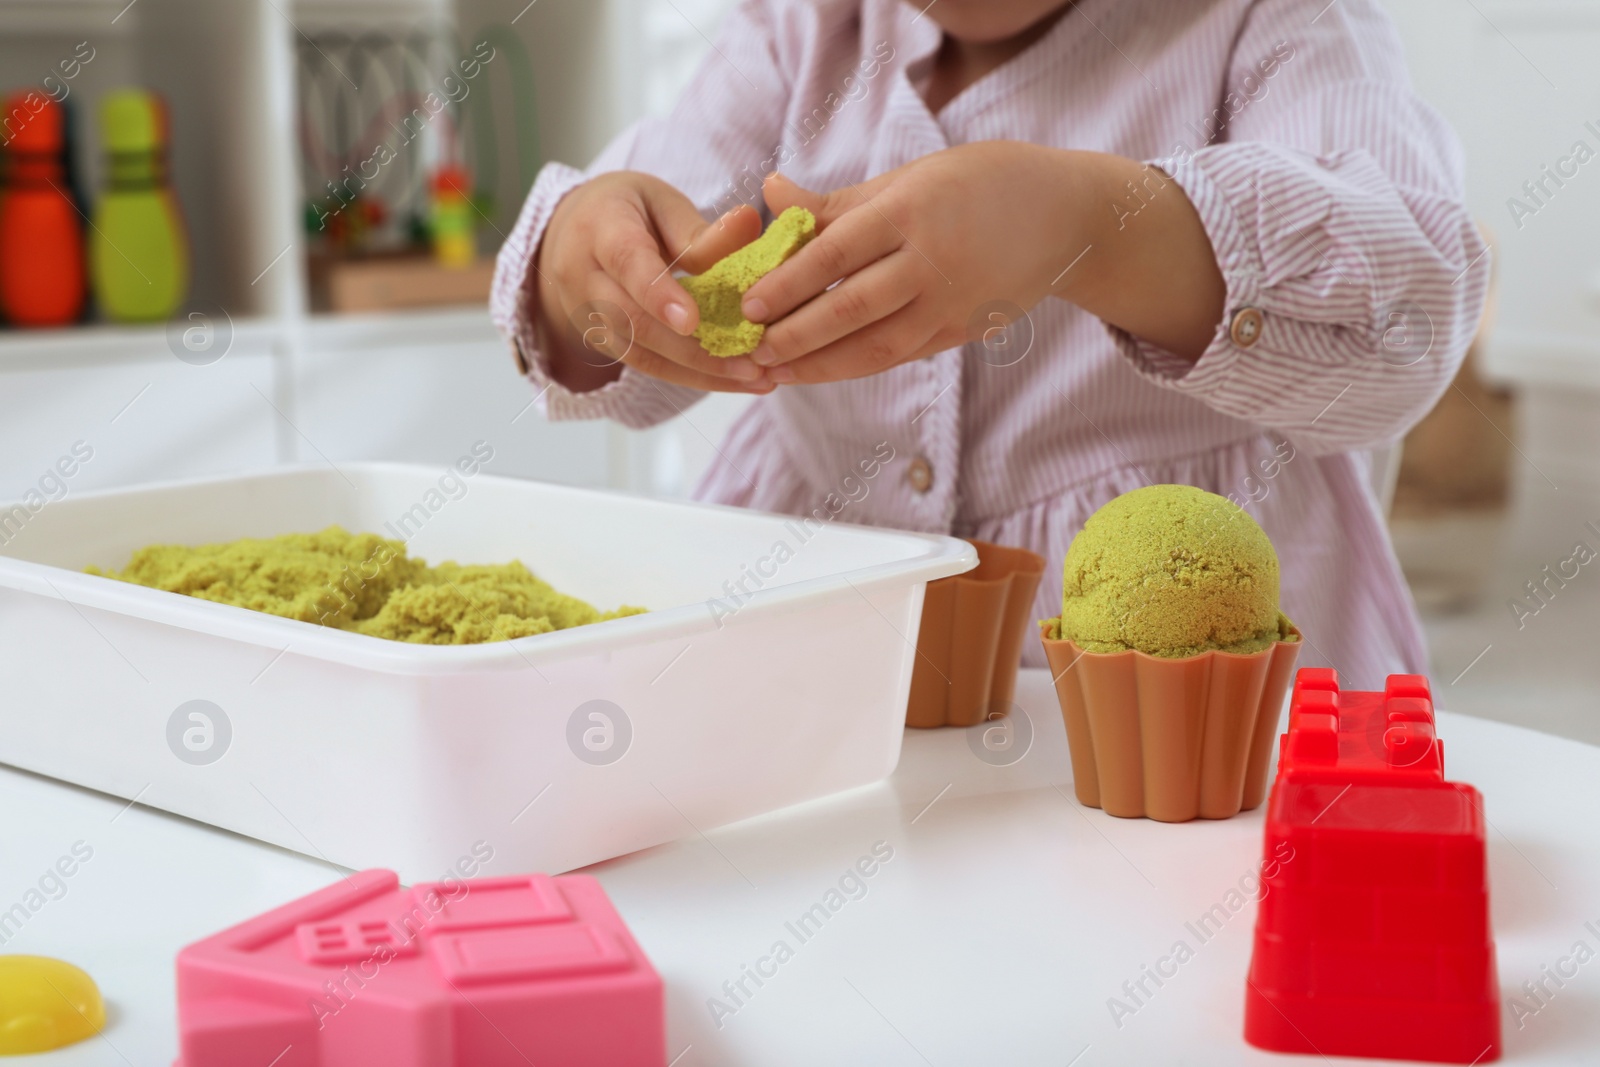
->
xmin=534 ymin=172 xmax=772 ymax=393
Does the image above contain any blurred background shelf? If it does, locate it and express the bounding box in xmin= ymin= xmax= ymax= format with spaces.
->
xmin=0 ymin=320 xmax=268 ymax=366
xmin=0 ymin=0 xmax=740 ymax=504
xmin=0 ymin=310 xmax=496 ymax=364
xmin=302 ymin=305 xmax=497 ymax=349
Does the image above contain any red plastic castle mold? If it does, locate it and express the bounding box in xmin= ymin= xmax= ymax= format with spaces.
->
xmin=174 ymin=869 xmax=663 ymax=1067
xmin=1244 ymin=669 xmax=1500 ymax=1064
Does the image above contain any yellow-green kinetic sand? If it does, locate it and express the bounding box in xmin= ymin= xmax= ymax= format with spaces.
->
xmin=1058 ymin=484 xmax=1296 ymax=657
xmin=680 ymin=206 xmax=816 ymax=356
xmin=87 ymin=526 xmax=645 ymax=645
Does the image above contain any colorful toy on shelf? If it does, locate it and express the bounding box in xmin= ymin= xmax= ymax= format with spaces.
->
xmin=429 ymin=165 xmax=476 ymax=268
xmin=682 ymin=206 xmax=815 ymax=356
xmin=91 ymin=89 xmax=188 ymax=322
xmin=311 ymin=193 xmax=386 ymax=254
xmin=0 ymin=955 xmax=105 ymax=1054
xmin=0 ymin=94 xmax=86 ymax=327
xmin=175 ymin=868 xmax=664 ymax=1067
xmin=1244 ymin=669 xmax=1500 ymax=1064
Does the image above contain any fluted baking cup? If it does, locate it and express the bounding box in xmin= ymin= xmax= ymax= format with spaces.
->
xmin=905 ymin=540 xmax=1046 ymax=728
xmin=1040 ymin=621 xmax=1301 ymax=821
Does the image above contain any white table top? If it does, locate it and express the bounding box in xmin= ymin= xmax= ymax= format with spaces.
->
xmin=6 ymin=669 xmax=1598 ymax=1066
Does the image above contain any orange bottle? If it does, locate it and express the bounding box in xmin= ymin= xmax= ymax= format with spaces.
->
xmin=0 ymin=94 xmax=86 ymax=327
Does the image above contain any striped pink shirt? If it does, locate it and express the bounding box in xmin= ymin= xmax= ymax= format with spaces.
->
xmin=492 ymin=0 xmax=1489 ymax=686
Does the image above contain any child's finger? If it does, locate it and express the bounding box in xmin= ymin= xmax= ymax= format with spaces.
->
xmin=740 ymin=207 xmax=899 ymax=324
xmin=569 ymin=297 xmax=770 ymax=392
xmin=580 ymin=273 xmax=767 ymax=383
xmin=761 ymin=171 xmax=892 ymax=229
xmin=594 ymin=220 xmax=702 ymax=336
xmin=766 ymin=303 xmax=940 ymax=385
xmin=624 ymin=345 xmax=777 ymax=395
xmin=657 ymin=201 xmax=763 ymax=274
xmin=752 ymin=250 xmax=920 ymax=366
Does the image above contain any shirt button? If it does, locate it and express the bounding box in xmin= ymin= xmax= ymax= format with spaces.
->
xmin=907 ymin=457 xmax=934 ymax=494
xmin=1230 ymin=307 xmax=1264 ymax=348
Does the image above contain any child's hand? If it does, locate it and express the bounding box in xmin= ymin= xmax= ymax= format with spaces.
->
xmin=739 ymin=143 xmax=1076 ymax=384
xmin=740 ymin=142 xmax=1225 ymax=382
xmin=535 ymin=172 xmax=771 ymax=393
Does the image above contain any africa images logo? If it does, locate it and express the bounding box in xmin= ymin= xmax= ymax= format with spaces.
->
xmin=167 ymin=700 xmax=232 ymax=766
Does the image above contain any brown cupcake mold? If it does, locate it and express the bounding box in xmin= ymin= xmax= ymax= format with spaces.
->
xmin=1040 ymin=621 xmax=1302 ymax=821
xmin=905 ymin=540 xmax=1046 ymax=728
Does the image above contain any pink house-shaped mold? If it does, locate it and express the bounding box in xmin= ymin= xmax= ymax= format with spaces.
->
xmin=175 ymin=869 xmax=663 ymax=1067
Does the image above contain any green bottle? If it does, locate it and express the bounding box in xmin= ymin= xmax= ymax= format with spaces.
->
xmin=91 ymin=90 xmax=188 ymax=322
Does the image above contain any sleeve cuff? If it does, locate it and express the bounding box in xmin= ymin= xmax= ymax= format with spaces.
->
xmin=1104 ymin=153 xmax=1265 ymax=399
xmin=490 ymin=162 xmax=705 ymax=430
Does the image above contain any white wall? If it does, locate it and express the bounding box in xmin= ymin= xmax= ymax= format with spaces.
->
xmin=1384 ymin=0 xmax=1600 ymax=389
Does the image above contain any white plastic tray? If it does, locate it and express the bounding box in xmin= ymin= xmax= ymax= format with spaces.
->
xmin=0 ymin=464 xmax=975 ymax=881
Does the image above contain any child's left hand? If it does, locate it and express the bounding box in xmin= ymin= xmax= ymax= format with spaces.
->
xmin=741 ymin=142 xmax=1086 ymax=384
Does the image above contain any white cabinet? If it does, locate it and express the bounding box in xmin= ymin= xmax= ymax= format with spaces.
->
xmin=290 ymin=309 xmax=612 ymax=486
xmin=0 ymin=328 xmax=280 ymax=502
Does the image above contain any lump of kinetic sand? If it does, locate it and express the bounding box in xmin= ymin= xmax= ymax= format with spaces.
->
xmin=679 ymin=206 xmax=816 ymax=356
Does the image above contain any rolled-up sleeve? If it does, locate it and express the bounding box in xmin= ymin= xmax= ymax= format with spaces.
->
xmin=1109 ymin=0 xmax=1490 ymax=455
xmin=490 ymin=0 xmax=796 ymax=429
